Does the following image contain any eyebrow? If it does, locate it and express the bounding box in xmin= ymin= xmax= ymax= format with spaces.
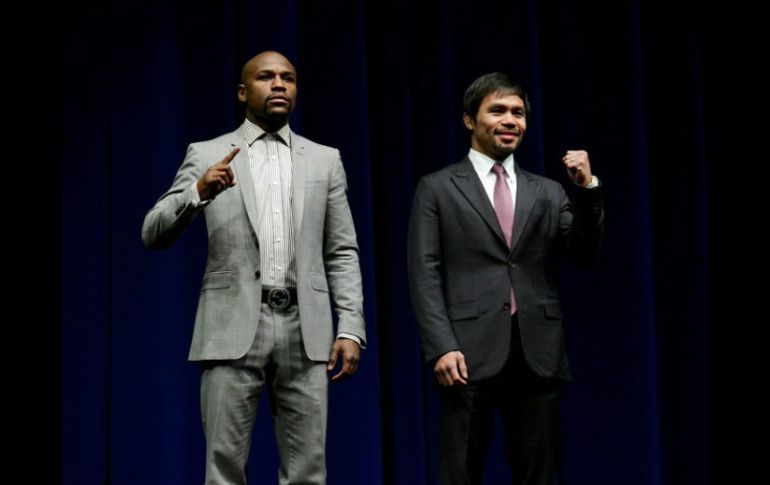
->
xmin=487 ymin=102 xmax=523 ymax=110
xmin=256 ymin=68 xmax=296 ymax=76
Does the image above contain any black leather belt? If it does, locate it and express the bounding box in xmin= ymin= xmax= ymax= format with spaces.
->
xmin=261 ymin=286 xmax=298 ymax=310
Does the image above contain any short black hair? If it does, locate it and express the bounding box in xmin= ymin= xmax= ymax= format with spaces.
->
xmin=463 ymin=72 xmax=531 ymax=120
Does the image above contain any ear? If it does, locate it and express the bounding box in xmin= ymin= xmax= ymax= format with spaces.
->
xmin=237 ymin=84 xmax=246 ymax=102
xmin=462 ymin=113 xmax=475 ymax=131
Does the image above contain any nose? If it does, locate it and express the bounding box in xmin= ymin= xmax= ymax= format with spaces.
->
xmin=271 ymin=75 xmax=286 ymax=90
xmin=501 ymin=113 xmax=516 ymax=127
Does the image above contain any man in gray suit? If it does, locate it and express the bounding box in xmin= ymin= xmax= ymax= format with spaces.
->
xmin=408 ymin=73 xmax=603 ymax=485
xmin=142 ymin=51 xmax=365 ymax=485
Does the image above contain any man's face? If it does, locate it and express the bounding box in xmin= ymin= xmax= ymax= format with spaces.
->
xmin=464 ymin=92 xmax=527 ymax=161
xmin=238 ymin=52 xmax=297 ymax=129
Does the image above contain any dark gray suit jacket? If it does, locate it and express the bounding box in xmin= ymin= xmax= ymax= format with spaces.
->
xmin=407 ymin=157 xmax=603 ymax=382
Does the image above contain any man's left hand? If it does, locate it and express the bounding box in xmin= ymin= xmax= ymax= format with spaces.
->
xmin=327 ymin=338 xmax=361 ymax=382
xmin=562 ymin=150 xmax=592 ymax=187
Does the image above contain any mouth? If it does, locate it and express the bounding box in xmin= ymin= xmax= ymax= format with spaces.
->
xmin=496 ymin=131 xmax=519 ymax=143
xmin=267 ymin=96 xmax=290 ymax=107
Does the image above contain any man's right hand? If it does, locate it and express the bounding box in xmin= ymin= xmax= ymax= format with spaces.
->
xmin=196 ymin=147 xmax=240 ymax=201
xmin=434 ymin=350 xmax=468 ymax=386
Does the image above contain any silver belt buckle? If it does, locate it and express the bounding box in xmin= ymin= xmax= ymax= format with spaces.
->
xmin=267 ymin=287 xmax=291 ymax=310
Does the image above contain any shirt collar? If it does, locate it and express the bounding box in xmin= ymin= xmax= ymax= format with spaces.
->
xmin=241 ymin=118 xmax=292 ymax=147
xmin=467 ymin=148 xmax=515 ymax=179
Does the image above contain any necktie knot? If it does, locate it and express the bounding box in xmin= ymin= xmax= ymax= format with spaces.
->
xmin=491 ymin=163 xmax=506 ymax=176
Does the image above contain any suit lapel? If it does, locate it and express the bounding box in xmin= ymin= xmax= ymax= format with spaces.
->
xmin=450 ymin=158 xmax=509 ymax=250
xmin=510 ymin=164 xmax=541 ymax=253
xmin=290 ymin=132 xmax=306 ymax=238
xmin=229 ymin=132 xmax=262 ymax=240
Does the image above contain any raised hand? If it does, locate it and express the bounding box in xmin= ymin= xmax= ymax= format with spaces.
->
xmin=562 ymin=150 xmax=592 ymax=187
xmin=196 ymin=147 xmax=240 ymax=200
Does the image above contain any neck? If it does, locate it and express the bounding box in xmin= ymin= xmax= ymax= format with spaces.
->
xmin=247 ymin=113 xmax=287 ymax=133
xmin=471 ymin=144 xmax=509 ymax=162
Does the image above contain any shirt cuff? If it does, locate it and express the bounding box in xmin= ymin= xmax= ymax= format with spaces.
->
xmin=337 ymin=333 xmax=365 ymax=349
xmin=583 ymin=175 xmax=599 ymax=189
xmin=190 ymin=182 xmax=212 ymax=208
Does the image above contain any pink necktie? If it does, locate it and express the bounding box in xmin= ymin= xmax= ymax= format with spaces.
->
xmin=492 ymin=163 xmax=517 ymax=314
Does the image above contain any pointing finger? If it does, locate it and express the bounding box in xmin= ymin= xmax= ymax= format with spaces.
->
xmin=221 ymin=147 xmax=240 ymax=165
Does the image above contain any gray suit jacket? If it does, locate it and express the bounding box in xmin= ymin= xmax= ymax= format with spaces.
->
xmin=407 ymin=158 xmax=603 ymax=382
xmin=142 ymin=125 xmax=366 ymax=362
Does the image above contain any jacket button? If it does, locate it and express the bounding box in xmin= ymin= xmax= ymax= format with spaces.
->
xmin=508 ymin=262 xmax=515 ymax=268
xmin=503 ymin=303 xmax=510 ymax=311
xmin=254 ymin=271 xmax=261 ymax=279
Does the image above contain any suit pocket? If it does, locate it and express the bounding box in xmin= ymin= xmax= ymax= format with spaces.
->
xmin=305 ymin=179 xmax=328 ymax=191
xmin=543 ymin=301 xmax=563 ymax=319
xmin=304 ymin=180 xmax=328 ymax=205
xmin=310 ymin=272 xmax=328 ymax=292
xmin=447 ymin=301 xmax=479 ymax=321
xmin=201 ymin=271 xmax=233 ymax=290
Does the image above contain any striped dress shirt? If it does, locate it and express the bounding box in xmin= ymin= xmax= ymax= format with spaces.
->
xmin=242 ymin=120 xmax=296 ymax=288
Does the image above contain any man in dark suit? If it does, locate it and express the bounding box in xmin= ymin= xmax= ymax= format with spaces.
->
xmin=407 ymin=72 xmax=603 ymax=485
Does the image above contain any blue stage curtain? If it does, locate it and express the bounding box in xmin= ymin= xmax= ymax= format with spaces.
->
xmin=62 ymin=1 xmax=711 ymax=483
